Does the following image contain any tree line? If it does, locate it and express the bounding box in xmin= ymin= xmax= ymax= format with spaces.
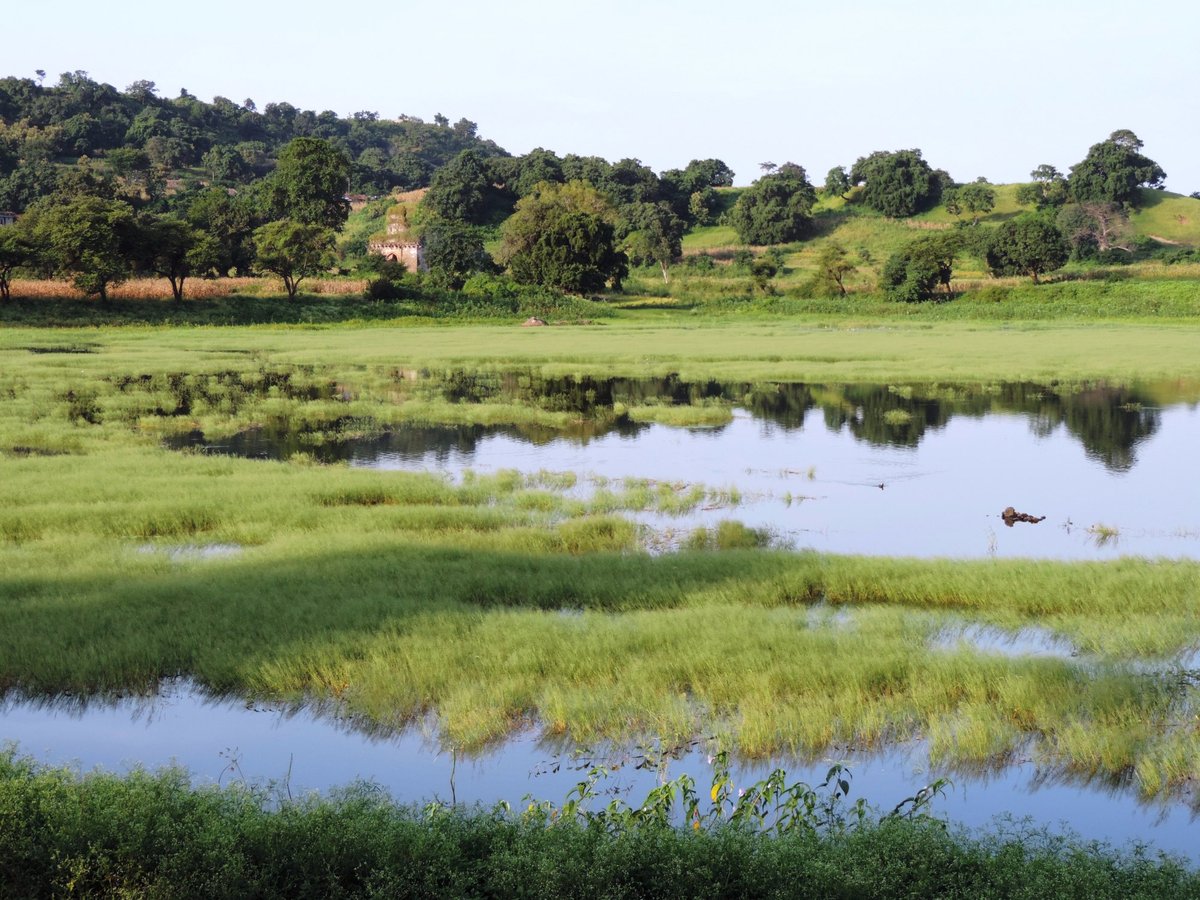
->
xmin=0 ymin=68 xmax=1180 ymax=304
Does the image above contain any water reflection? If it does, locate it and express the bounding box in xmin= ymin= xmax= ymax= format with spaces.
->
xmin=3 ymin=680 xmax=1198 ymax=860
xmin=168 ymin=375 xmax=1192 ymax=473
xmin=164 ymin=375 xmax=1200 ymax=560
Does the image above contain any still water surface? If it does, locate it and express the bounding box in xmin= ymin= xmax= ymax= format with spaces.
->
xmin=4 ymin=680 xmax=1198 ymax=860
xmin=8 ymin=377 xmax=1200 ymax=859
xmin=173 ymin=377 xmax=1200 ymax=559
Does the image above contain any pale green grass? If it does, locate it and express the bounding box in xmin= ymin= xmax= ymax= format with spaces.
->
xmin=4 ymin=330 xmax=1200 ymax=796
xmin=5 ymin=320 xmax=1200 ymax=385
xmin=1128 ymin=189 xmax=1200 ymax=244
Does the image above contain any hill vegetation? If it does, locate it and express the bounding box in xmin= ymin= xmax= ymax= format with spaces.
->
xmin=1 ymin=70 xmax=1198 ymax=318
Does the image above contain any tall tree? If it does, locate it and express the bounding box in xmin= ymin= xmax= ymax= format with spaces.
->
xmin=850 ymin=149 xmax=942 ymax=217
xmin=985 ymin=215 xmax=1070 ymax=282
xmin=823 ymin=166 xmax=851 ymax=199
xmin=1069 ymin=130 xmax=1165 ymax=207
xmin=620 ymin=201 xmax=685 ymax=282
xmin=1015 ymin=165 xmax=1069 ymax=209
xmin=728 ymin=163 xmax=817 ymax=245
xmin=136 ymin=214 xmax=221 ymax=300
xmin=26 ymin=195 xmax=138 ymax=300
xmin=497 ymin=180 xmax=627 ymax=293
xmin=264 ymin=137 xmax=351 ymax=229
xmin=252 ymin=219 xmax=336 ymax=299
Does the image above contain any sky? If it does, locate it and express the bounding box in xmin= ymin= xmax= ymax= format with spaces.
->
xmin=6 ymin=0 xmax=1199 ymax=191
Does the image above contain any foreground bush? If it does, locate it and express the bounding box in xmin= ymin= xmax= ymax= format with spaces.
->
xmin=1 ymin=751 xmax=1195 ymax=899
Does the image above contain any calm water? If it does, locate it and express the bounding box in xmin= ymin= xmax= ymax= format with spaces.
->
xmin=8 ymin=376 xmax=1199 ymax=859
xmin=3 ymin=680 xmax=1197 ymax=859
xmin=171 ymin=376 xmax=1200 ymax=559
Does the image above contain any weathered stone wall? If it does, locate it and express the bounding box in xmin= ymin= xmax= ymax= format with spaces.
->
xmin=367 ymin=239 xmax=424 ymax=272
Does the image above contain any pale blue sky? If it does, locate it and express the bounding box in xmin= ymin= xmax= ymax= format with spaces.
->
xmin=6 ymin=0 xmax=1199 ymax=190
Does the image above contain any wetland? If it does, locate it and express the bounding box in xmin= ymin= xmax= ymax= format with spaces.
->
xmin=2 ymin=325 xmax=1200 ymax=861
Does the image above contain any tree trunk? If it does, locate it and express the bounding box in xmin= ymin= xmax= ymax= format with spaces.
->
xmin=660 ymin=260 xmax=669 ymax=284
xmin=170 ymin=276 xmax=184 ymax=301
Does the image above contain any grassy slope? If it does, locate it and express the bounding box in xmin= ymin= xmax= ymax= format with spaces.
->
xmin=680 ymin=185 xmax=1200 ymax=291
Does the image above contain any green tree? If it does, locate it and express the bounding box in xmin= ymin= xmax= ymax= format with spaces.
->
xmin=136 ymin=214 xmax=221 ymax=300
xmin=850 ymin=149 xmax=942 ymax=217
xmin=620 ymin=202 xmax=685 ymax=282
xmin=0 ymin=222 xmax=35 ymax=302
xmin=823 ymin=166 xmax=851 ymax=199
xmin=944 ymin=180 xmax=995 ymax=224
xmin=251 ymin=219 xmax=336 ymax=299
xmin=810 ymin=243 xmax=857 ymax=297
xmin=728 ymin=163 xmax=817 ymax=245
xmin=1015 ymin=165 xmax=1069 ymax=209
xmin=423 ymin=149 xmax=502 ymax=225
xmin=881 ymin=233 xmax=958 ymax=302
xmin=180 ymin=187 xmax=258 ymax=276
xmin=422 ymin=220 xmax=493 ymax=290
xmin=985 ymin=215 xmax=1070 ymax=282
xmin=1069 ymin=130 xmax=1165 ymax=207
xmin=497 ymin=180 xmax=627 ymax=293
xmin=26 ymin=195 xmax=137 ymax=300
xmin=264 ymin=137 xmax=351 ymax=229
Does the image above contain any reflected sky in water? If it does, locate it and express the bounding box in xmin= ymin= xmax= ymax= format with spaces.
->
xmin=346 ymin=404 xmax=1200 ymax=559
xmin=3 ymin=681 xmax=1198 ymax=861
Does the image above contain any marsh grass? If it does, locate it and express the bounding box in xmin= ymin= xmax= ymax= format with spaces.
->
xmin=5 ymin=327 xmax=1200 ymax=796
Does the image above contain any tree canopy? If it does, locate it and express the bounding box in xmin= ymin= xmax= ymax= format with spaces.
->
xmin=850 ymin=149 xmax=942 ymax=217
xmin=985 ymin=215 xmax=1070 ymax=282
xmin=1068 ymin=130 xmax=1165 ymax=207
xmin=251 ymin=219 xmax=336 ymax=299
xmin=728 ymin=163 xmax=817 ymax=245
xmin=880 ymin=233 xmax=959 ymax=302
xmin=497 ymin=180 xmax=627 ymax=293
xmin=263 ymin=137 xmax=351 ymax=228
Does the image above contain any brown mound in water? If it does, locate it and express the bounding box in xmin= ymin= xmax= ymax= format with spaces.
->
xmin=1002 ymin=506 xmax=1046 ymax=527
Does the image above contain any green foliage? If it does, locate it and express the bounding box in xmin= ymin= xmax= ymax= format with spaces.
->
xmin=0 ymin=221 xmax=35 ymax=301
xmin=807 ymin=242 xmax=857 ymax=297
xmin=881 ymin=232 xmax=958 ymax=301
xmin=421 ymin=220 xmax=493 ymax=289
xmin=944 ymin=180 xmax=996 ymax=223
xmin=135 ymin=214 xmax=222 ymax=300
xmin=0 ymin=749 xmax=1196 ymax=898
xmin=728 ymin=163 xmax=817 ymax=244
xmin=851 ymin=149 xmax=942 ymax=217
xmin=24 ymin=194 xmax=138 ymax=300
xmin=423 ymin=149 xmax=511 ymax=225
xmin=498 ymin=180 xmax=628 ymax=293
xmin=1069 ymin=130 xmax=1166 ymax=207
xmin=1016 ymin=164 xmax=1070 ymax=209
xmin=986 ymin=215 xmax=1071 ymax=282
xmin=823 ymin=165 xmax=850 ymax=199
xmin=251 ymin=219 xmax=337 ymax=299
xmin=262 ymin=137 xmax=351 ymax=229
xmin=620 ymin=201 xmax=685 ymax=280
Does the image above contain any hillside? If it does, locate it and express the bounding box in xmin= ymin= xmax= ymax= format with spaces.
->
xmin=674 ymin=186 xmax=1200 ymax=295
